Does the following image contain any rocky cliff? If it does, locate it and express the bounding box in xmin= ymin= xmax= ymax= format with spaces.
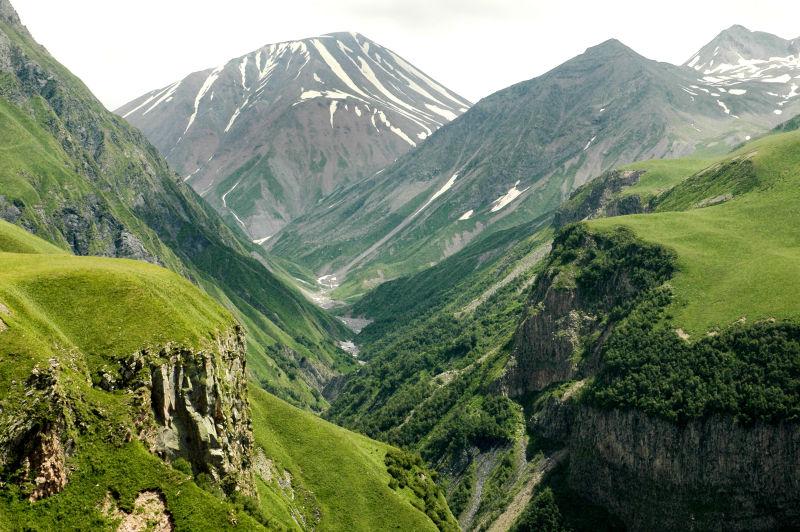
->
xmin=0 ymin=325 xmax=254 ymax=500
xmin=135 ymin=326 xmax=254 ymax=493
xmin=505 ymin=224 xmax=675 ymax=397
xmin=510 ymin=223 xmax=800 ymax=530
xmin=553 ymin=169 xmax=647 ymax=228
xmin=568 ymin=406 xmax=800 ymax=531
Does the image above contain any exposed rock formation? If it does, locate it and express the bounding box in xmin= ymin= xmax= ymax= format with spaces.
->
xmin=569 ymin=407 xmax=800 ymax=531
xmin=506 ymin=225 xmax=674 ymax=397
xmin=553 ymin=169 xmax=646 ymax=228
xmin=23 ymin=423 xmax=68 ymax=501
xmin=0 ymin=326 xmax=254 ymax=500
xmin=0 ymin=359 xmax=71 ymax=501
xmin=103 ymin=490 xmax=175 ymax=532
xmin=135 ymin=326 xmax=254 ymax=494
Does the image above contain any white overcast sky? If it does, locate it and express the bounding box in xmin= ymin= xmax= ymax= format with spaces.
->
xmin=10 ymin=0 xmax=800 ymax=110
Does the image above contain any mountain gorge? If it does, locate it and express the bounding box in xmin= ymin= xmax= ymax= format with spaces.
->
xmin=118 ymin=32 xmax=470 ymax=241
xmin=326 ymin=120 xmax=800 ymax=530
xmin=270 ymin=28 xmax=800 ymax=296
xmin=2 ymin=0 xmax=800 ymax=529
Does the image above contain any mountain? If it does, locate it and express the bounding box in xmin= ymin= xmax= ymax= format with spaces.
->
xmin=684 ymin=24 xmax=800 ymax=118
xmin=271 ymin=36 xmax=800 ymax=297
xmin=686 ymin=24 xmax=800 ymax=74
xmin=327 ymin=120 xmax=800 ymax=530
xmin=0 ymin=218 xmax=455 ymax=530
xmin=117 ymin=32 xmax=470 ymax=241
xmin=0 ymin=0 xmax=356 ymax=411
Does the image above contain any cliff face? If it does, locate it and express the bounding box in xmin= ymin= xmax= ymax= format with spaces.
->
xmin=0 ymin=326 xmax=254 ymax=500
xmin=510 ymin=224 xmax=800 ymax=530
xmin=553 ymin=169 xmax=646 ymax=228
xmin=506 ymin=225 xmax=674 ymax=397
xmin=138 ymin=327 xmax=254 ymax=493
xmin=569 ymin=407 xmax=800 ymax=531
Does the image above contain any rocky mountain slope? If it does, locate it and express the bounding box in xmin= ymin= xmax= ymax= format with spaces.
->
xmin=0 ymin=0 xmax=352 ymax=411
xmin=271 ymin=30 xmax=800 ymax=298
xmin=117 ymin=32 xmax=470 ymax=240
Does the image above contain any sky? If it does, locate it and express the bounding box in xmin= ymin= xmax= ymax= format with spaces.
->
xmin=10 ymin=0 xmax=800 ymax=110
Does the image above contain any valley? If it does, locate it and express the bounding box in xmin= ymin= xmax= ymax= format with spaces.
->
xmin=1 ymin=0 xmax=799 ymax=529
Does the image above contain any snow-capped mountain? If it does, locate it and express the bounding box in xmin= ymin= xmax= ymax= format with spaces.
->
xmin=271 ymin=33 xmax=800 ymax=294
xmin=117 ymin=32 xmax=470 ymax=241
xmin=684 ymin=25 xmax=800 ymax=118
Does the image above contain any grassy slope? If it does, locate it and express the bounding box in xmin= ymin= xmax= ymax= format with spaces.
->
xmin=0 ymin=16 xmax=352 ymax=411
xmin=619 ymin=157 xmax=718 ymax=198
xmin=0 ymin=220 xmax=267 ymax=530
xmin=591 ymin=130 xmax=800 ymax=335
xmin=250 ymin=387 xmax=447 ymax=531
xmin=0 ymin=221 xmax=450 ymax=530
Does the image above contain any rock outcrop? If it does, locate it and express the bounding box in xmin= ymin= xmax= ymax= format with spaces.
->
xmin=553 ymin=169 xmax=646 ymax=229
xmin=505 ymin=225 xmax=674 ymax=397
xmin=569 ymin=407 xmax=800 ymax=531
xmin=0 ymin=326 xmax=254 ymax=500
xmin=0 ymin=0 xmax=22 ymax=27
xmin=132 ymin=326 xmax=254 ymax=494
xmin=0 ymin=359 xmax=71 ymax=501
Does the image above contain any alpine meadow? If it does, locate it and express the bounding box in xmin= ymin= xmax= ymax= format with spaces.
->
xmin=1 ymin=0 xmax=799 ymax=530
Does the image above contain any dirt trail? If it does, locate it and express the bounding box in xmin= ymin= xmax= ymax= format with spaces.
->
xmin=487 ymin=450 xmax=567 ymax=532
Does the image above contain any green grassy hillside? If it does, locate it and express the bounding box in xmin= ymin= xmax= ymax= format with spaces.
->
xmin=0 ymin=11 xmax=352 ymax=412
xmin=590 ymin=129 xmax=800 ymax=335
xmin=0 ymin=220 xmax=453 ymax=530
xmin=250 ymin=387 xmax=456 ymax=531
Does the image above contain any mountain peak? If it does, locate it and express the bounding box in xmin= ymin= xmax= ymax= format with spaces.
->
xmin=117 ymin=30 xmax=471 ymax=239
xmin=323 ymin=31 xmax=369 ymax=42
xmin=584 ymin=38 xmax=640 ymax=59
xmin=722 ymin=24 xmax=752 ymax=35
xmin=685 ymin=25 xmax=800 ymax=70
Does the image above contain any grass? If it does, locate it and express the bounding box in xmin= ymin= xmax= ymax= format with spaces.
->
xmin=590 ymin=130 xmax=800 ymax=336
xmin=0 ymin=439 xmax=267 ymax=531
xmin=0 ymin=223 xmax=234 ymax=368
xmin=619 ymin=157 xmax=719 ymax=199
xmin=0 ymin=221 xmax=447 ymax=530
xmin=250 ymin=386 xmax=445 ymax=531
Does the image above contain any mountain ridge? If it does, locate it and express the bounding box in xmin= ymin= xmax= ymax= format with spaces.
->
xmin=271 ymin=29 xmax=799 ymax=297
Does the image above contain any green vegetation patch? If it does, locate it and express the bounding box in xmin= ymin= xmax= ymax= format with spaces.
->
xmin=591 ymin=287 xmax=800 ymax=423
xmin=385 ymin=449 xmax=458 ymax=531
xmin=590 ymin=130 xmax=800 ymax=335
xmin=249 ymin=386 xmax=447 ymax=531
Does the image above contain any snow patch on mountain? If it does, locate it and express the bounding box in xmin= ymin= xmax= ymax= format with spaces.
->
xmin=491 ymin=181 xmax=530 ymax=213
xmin=312 ymin=39 xmax=368 ymax=99
xmin=185 ymin=66 xmax=223 ymax=135
xmin=414 ymin=173 xmax=458 ymax=216
xmin=425 ymin=103 xmax=458 ymax=121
